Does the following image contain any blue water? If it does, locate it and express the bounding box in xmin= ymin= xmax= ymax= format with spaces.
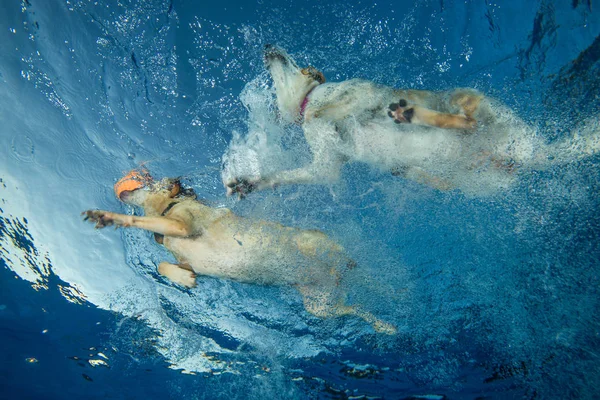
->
xmin=1 ymin=0 xmax=599 ymax=399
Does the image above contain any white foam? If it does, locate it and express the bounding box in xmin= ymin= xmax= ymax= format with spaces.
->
xmin=222 ymin=74 xmax=305 ymax=185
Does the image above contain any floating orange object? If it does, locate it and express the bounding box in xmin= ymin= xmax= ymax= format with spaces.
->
xmin=114 ymin=169 xmax=153 ymax=199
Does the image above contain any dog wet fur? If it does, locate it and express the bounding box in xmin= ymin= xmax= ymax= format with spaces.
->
xmin=84 ymin=175 xmax=396 ymax=334
xmin=223 ymin=45 xmax=600 ymax=198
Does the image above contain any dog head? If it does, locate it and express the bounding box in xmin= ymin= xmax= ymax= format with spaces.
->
xmin=117 ymin=171 xmax=189 ymax=207
xmin=264 ymin=44 xmax=324 ymax=123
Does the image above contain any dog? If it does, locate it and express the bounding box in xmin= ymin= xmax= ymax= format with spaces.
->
xmin=224 ymin=45 xmax=600 ymax=197
xmin=83 ymin=170 xmax=396 ymax=334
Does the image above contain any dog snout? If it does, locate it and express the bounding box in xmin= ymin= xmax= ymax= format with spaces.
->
xmin=264 ymin=44 xmax=280 ymax=55
xmin=119 ymin=190 xmax=132 ymax=202
xmin=264 ymin=44 xmax=288 ymax=65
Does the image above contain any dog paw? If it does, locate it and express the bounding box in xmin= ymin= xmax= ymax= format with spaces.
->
xmin=461 ymin=116 xmax=477 ymax=130
xmin=388 ymin=99 xmax=415 ymax=124
xmin=158 ymin=262 xmax=197 ymax=288
xmin=82 ymin=210 xmax=121 ymax=229
xmin=225 ymin=178 xmax=258 ymax=199
xmin=177 ymin=270 xmax=197 ymax=288
xmin=390 ymin=165 xmax=409 ymax=177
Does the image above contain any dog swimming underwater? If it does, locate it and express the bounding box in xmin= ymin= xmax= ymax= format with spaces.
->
xmin=83 ymin=169 xmax=396 ymax=334
xmin=223 ymin=45 xmax=600 ymax=197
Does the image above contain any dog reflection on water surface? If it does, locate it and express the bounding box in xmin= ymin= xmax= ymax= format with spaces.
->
xmin=83 ymin=170 xmax=396 ymax=334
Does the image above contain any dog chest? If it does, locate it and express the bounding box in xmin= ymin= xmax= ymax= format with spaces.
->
xmin=351 ymin=122 xmax=464 ymax=168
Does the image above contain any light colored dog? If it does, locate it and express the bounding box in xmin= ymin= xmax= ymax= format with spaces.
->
xmin=83 ymin=170 xmax=396 ymax=334
xmin=224 ymin=45 xmax=599 ymax=197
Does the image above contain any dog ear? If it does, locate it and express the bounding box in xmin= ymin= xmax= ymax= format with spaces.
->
xmin=171 ymin=177 xmax=197 ymax=199
xmin=314 ymin=69 xmax=325 ymax=84
xmin=180 ymin=187 xmax=197 ymax=199
xmin=302 ymin=66 xmax=326 ymax=84
xmin=168 ymin=178 xmax=182 ymax=197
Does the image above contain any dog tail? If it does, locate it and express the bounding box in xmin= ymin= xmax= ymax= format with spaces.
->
xmin=530 ymin=118 xmax=600 ymax=168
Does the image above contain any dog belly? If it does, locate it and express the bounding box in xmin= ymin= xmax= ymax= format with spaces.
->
xmin=164 ymin=236 xmax=315 ymax=287
xmin=350 ymin=123 xmax=463 ymax=168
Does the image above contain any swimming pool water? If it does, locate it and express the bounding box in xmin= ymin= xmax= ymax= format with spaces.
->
xmin=1 ymin=0 xmax=599 ymax=399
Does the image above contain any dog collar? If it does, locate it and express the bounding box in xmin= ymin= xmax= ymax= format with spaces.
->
xmin=161 ymin=201 xmax=178 ymax=216
xmin=299 ymin=87 xmax=316 ymax=119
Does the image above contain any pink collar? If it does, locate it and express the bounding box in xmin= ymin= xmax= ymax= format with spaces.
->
xmin=299 ymin=86 xmax=316 ymax=119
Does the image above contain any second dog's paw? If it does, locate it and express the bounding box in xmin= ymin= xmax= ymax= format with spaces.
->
xmin=225 ymin=177 xmax=258 ymax=199
xmin=388 ymin=99 xmax=415 ymax=124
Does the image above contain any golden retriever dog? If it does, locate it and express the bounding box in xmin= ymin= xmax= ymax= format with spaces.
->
xmin=83 ymin=170 xmax=396 ymax=334
xmin=223 ymin=45 xmax=599 ymax=197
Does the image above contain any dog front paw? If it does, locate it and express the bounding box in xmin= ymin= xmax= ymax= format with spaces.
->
xmin=82 ymin=210 xmax=129 ymax=229
xmin=388 ymin=99 xmax=414 ymax=124
xmin=225 ymin=178 xmax=258 ymax=199
xmin=83 ymin=210 xmax=115 ymax=229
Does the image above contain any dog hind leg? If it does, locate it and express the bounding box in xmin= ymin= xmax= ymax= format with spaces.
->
xmin=388 ymin=101 xmax=477 ymax=130
xmin=448 ymin=89 xmax=484 ymax=120
xmin=346 ymin=306 xmax=397 ymax=335
xmin=392 ymin=166 xmax=454 ymax=191
xmin=297 ymin=285 xmax=396 ymax=334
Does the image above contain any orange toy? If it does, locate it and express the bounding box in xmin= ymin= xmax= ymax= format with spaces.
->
xmin=114 ymin=169 xmax=153 ymax=199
